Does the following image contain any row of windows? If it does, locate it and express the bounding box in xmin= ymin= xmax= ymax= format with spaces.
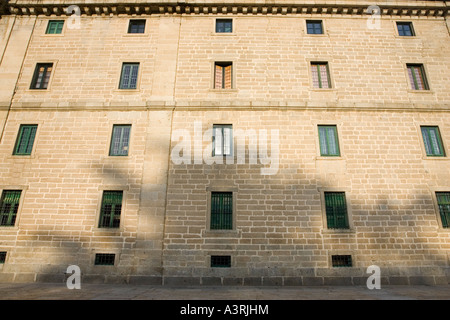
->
xmin=11 ymin=123 xmax=447 ymax=158
xmin=45 ymin=18 xmax=417 ymax=37
xmin=1 ymin=189 xmax=449 ymax=230
xmin=29 ymin=61 xmax=431 ymax=91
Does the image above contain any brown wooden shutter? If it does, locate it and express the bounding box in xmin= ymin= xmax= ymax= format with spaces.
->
xmin=215 ymin=64 xmax=223 ymax=88
xmin=224 ymin=64 xmax=232 ymax=89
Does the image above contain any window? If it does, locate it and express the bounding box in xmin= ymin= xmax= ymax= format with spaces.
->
xmin=94 ymin=253 xmax=115 ymax=266
xmin=436 ymin=192 xmax=450 ymax=228
xmin=407 ymin=64 xmax=429 ymax=90
xmin=397 ymin=22 xmax=415 ymax=36
xmin=30 ymin=63 xmax=53 ymax=89
xmin=421 ymin=126 xmax=445 ymax=157
xmin=216 ymin=19 xmax=232 ymax=33
xmin=306 ymin=20 xmax=323 ymax=34
xmin=214 ymin=62 xmax=232 ymax=89
xmin=210 ymin=192 xmax=233 ymax=230
xmin=13 ymin=125 xmax=37 ymax=156
xmin=332 ymin=255 xmax=352 ymax=268
xmin=46 ymin=20 xmax=64 ymax=34
xmin=318 ymin=125 xmax=340 ymax=156
xmin=0 ymin=252 xmax=6 ymax=264
xmin=98 ymin=191 xmax=123 ymax=228
xmin=311 ymin=62 xmax=331 ymax=89
xmin=128 ymin=19 xmax=146 ymax=34
xmin=119 ymin=63 xmax=139 ymax=89
xmin=213 ymin=124 xmax=232 ymax=156
xmin=324 ymin=192 xmax=349 ymax=229
xmin=109 ymin=125 xmax=131 ymax=156
xmin=211 ymin=255 xmax=231 ymax=268
xmin=0 ymin=190 xmax=22 ymax=227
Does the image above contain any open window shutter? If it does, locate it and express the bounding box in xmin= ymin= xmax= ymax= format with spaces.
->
xmin=215 ymin=65 xmax=223 ymax=89
xmin=224 ymin=65 xmax=232 ymax=89
xmin=214 ymin=127 xmax=223 ymax=156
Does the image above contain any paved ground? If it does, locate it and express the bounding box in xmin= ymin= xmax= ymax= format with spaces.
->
xmin=0 ymin=283 xmax=449 ymax=300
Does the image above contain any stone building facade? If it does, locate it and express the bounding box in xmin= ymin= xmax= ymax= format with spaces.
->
xmin=0 ymin=0 xmax=449 ymax=285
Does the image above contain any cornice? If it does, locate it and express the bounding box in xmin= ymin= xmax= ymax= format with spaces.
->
xmin=5 ymin=1 xmax=449 ymax=18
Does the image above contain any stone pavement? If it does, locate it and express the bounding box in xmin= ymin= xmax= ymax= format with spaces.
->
xmin=0 ymin=283 xmax=449 ymax=300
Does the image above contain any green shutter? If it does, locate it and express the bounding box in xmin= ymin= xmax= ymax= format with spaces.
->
xmin=46 ymin=21 xmax=64 ymax=34
xmin=0 ymin=190 xmax=22 ymax=227
xmin=436 ymin=192 xmax=450 ymax=228
xmin=99 ymin=191 xmax=123 ymax=228
xmin=14 ymin=125 xmax=37 ymax=155
xmin=421 ymin=126 xmax=445 ymax=157
xmin=211 ymin=192 xmax=233 ymax=230
xmin=325 ymin=192 xmax=349 ymax=229
xmin=119 ymin=63 xmax=139 ymax=89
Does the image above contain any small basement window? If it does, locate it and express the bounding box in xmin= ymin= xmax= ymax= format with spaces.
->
xmin=332 ymin=255 xmax=352 ymax=267
xmin=94 ymin=253 xmax=115 ymax=266
xmin=211 ymin=255 xmax=231 ymax=268
xmin=0 ymin=252 xmax=6 ymax=264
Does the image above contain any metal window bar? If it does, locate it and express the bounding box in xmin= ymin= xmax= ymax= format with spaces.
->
xmin=211 ymin=255 xmax=231 ymax=268
xmin=0 ymin=252 xmax=6 ymax=264
xmin=14 ymin=125 xmax=37 ymax=155
xmin=0 ymin=190 xmax=21 ymax=227
xmin=332 ymin=255 xmax=352 ymax=267
xmin=99 ymin=191 xmax=123 ymax=228
xmin=210 ymin=192 xmax=233 ymax=230
xmin=94 ymin=253 xmax=115 ymax=266
xmin=110 ymin=125 xmax=131 ymax=156
xmin=46 ymin=20 xmax=64 ymax=34
xmin=119 ymin=63 xmax=139 ymax=89
xmin=436 ymin=192 xmax=450 ymax=228
xmin=421 ymin=126 xmax=445 ymax=157
xmin=325 ymin=192 xmax=349 ymax=229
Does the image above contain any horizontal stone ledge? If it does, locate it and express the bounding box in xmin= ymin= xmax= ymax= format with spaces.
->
xmin=6 ymin=1 xmax=448 ymax=18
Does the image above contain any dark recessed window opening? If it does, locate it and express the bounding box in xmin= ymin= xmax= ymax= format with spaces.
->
xmin=306 ymin=20 xmax=323 ymax=34
xmin=98 ymin=191 xmax=123 ymax=228
xmin=94 ymin=253 xmax=115 ymax=266
xmin=30 ymin=63 xmax=53 ymax=90
xmin=46 ymin=20 xmax=64 ymax=34
xmin=332 ymin=255 xmax=352 ymax=268
xmin=324 ymin=192 xmax=349 ymax=229
xmin=397 ymin=22 xmax=415 ymax=36
xmin=210 ymin=192 xmax=233 ymax=230
xmin=216 ymin=19 xmax=232 ymax=33
xmin=128 ymin=19 xmax=146 ymax=34
xmin=0 ymin=252 xmax=6 ymax=264
xmin=0 ymin=190 xmax=22 ymax=227
xmin=436 ymin=192 xmax=450 ymax=228
xmin=211 ymin=255 xmax=231 ymax=268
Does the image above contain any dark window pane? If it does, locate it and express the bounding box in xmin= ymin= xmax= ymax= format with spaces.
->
xmin=307 ymin=21 xmax=323 ymax=34
xmin=325 ymin=192 xmax=349 ymax=229
xmin=94 ymin=253 xmax=115 ymax=266
xmin=99 ymin=191 xmax=123 ymax=228
xmin=0 ymin=190 xmax=22 ymax=227
xmin=30 ymin=63 xmax=53 ymax=89
xmin=216 ymin=19 xmax=232 ymax=33
xmin=436 ymin=192 xmax=450 ymax=228
xmin=128 ymin=20 xmax=146 ymax=34
xmin=14 ymin=125 xmax=37 ymax=155
xmin=211 ymin=192 xmax=233 ymax=230
xmin=397 ymin=22 xmax=414 ymax=36
xmin=211 ymin=256 xmax=231 ymax=268
xmin=332 ymin=255 xmax=352 ymax=267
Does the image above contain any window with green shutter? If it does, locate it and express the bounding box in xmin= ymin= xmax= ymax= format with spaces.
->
xmin=46 ymin=20 xmax=64 ymax=34
xmin=436 ymin=192 xmax=450 ymax=228
xmin=109 ymin=125 xmax=131 ymax=156
xmin=13 ymin=125 xmax=37 ymax=156
xmin=210 ymin=192 xmax=233 ymax=230
xmin=311 ymin=62 xmax=331 ymax=89
xmin=30 ymin=63 xmax=53 ymax=89
xmin=421 ymin=126 xmax=445 ymax=157
xmin=119 ymin=63 xmax=139 ymax=89
xmin=318 ymin=125 xmax=340 ymax=156
xmin=98 ymin=191 xmax=123 ymax=228
xmin=0 ymin=190 xmax=22 ymax=227
xmin=407 ymin=64 xmax=429 ymax=90
xmin=324 ymin=192 xmax=349 ymax=229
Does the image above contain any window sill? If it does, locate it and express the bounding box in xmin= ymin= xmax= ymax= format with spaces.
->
xmin=316 ymin=156 xmax=344 ymax=160
xmin=422 ymin=156 xmax=447 ymax=160
xmin=309 ymin=88 xmax=336 ymax=92
xmin=208 ymin=89 xmax=238 ymax=93
xmin=8 ymin=154 xmax=37 ymax=160
xmin=122 ymin=33 xmax=150 ymax=37
xmin=407 ymin=89 xmax=434 ymax=94
xmin=114 ymin=89 xmax=140 ymax=93
xmin=203 ymin=229 xmax=240 ymax=238
xmin=0 ymin=226 xmax=19 ymax=231
xmin=92 ymin=227 xmax=123 ymax=234
xmin=211 ymin=32 xmax=236 ymax=36
xmin=321 ymin=228 xmax=355 ymax=235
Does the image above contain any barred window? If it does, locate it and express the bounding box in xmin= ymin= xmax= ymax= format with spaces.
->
xmin=211 ymin=255 xmax=231 ymax=268
xmin=0 ymin=190 xmax=22 ymax=227
xmin=98 ymin=191 xmax=123 ymax=228
xmin=324 ymin=192 xmax=349 ymax=229
xmin=436 ymin=192 xmax=450 ymax=228
xmin=210 ymin=192 xmax=233 ymax=230
xmin=94 ymin=253 xmax=115 ymax=266
xmin=13 ymin=125 xmax=37 ymax=156
xmin=332 ymin=255 xmax=352 ymax=267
